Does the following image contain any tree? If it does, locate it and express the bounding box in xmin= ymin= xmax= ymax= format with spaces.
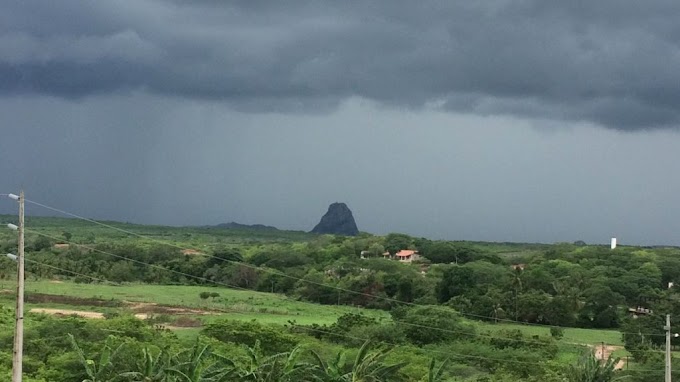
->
xmin=511 ymin=266 xmax=523 ymax=320
xmin=578 ymin=285 xmax=624 ymax=328
xmin=422 ymin=242 xmax=478 ymax=264
xmin=396 ymin=305 xmax=475 ymax=345
xmin=32 ymin=235 xmax=53 ymax=251
xmin=516 ymin=291 xmax=551 ymax=323
xmin=208 ymin=247 xmax=243 ymax=267
xmin=365 ymin=243 xmax=385 ymax=258
xmin=544 ymin=296 xmax=577 ymax=327
xmin=384 ymin=233 xmax=413 ymax=255
xmin=228 ymin=264 xmax=259 ymax=289
xmin=62 ymin=231 xmax=73 ymax=242
xmin=202 ymin=320 xmax=299 ymax=354
xmin=249 ymin=249 xmax=310 ymax=270
xmin=294 ymin=270 xmax=338 ymax=305
xmin=436 ymin=266 xmax=476 ymax=303
xmin=659 ymin=256 xmax=680 ymax=286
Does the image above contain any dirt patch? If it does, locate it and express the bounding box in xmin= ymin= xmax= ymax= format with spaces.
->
xmin=614 ymin=359 xmax=626 ymax=370
xmin=155 ymin=325 xmax=197 ymax=330
xmin=30 ymin=308 xmax=104 ymax=319
xmin=135 ymin=312 xmax=201 ymax=327
xmin=17 ymin=292 xmax=213 ymax=329
xmin=593 ymin=344 xmax=625 ymax=370
xmin=25 ymin=293 xmax=123 ymax=307
xmin=127 ymin=301 xmax=214 ymax=315
xmin=15 ymin=292 xmax=211 ymax=315
xmin=172 ymin=316 xmax=202 ymax=327
xmin=30 ymin=308 xmax=201 ymax=328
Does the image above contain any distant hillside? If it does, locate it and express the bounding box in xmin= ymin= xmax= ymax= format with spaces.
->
xmin=213 ymin=222 xmax=279 ymax=231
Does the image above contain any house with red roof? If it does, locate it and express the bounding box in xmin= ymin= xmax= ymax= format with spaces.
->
xmin=381 ymin=249 xmax=421 ymax=263
xmin=395 ymin=249 xmax=420 ymax=263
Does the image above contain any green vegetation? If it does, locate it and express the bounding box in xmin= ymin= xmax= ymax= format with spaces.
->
xmin=0 ymin=215 xmax=679 ymax=380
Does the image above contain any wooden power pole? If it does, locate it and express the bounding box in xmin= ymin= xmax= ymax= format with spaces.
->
xmin=12 ymin=190 xmax=24 ymax=382
xmin=666 ymin=314 xmax=672 ymax=382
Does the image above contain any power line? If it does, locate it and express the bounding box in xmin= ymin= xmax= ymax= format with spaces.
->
xmin=22 ymin=198 xmax=667 ymax=337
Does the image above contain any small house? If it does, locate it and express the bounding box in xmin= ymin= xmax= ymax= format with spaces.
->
xmin=395 ymin=250 xmax=420 ymax=263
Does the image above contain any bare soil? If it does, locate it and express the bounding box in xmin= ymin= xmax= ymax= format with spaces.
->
xmin=25 ymin=293 xmax=123 ymax=307
xmin=126 ymin=301 xmax=214 ymax=315
xmin=25 ymin=294 xmax=211 ymax=329
xmin=30 ymin=308 xmax=104 ymax=319
xmin=593 ymin=344 xmax=626 ymax=370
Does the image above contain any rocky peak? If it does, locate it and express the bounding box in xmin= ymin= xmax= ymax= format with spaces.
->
xmin=311 ymin=202 xmax=359 ymax=236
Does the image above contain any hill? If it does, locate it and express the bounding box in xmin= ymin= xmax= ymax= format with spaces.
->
xmin=213 ymin=221 xmax=279 ymax=231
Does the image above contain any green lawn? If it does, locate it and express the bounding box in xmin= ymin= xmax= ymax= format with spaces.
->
xmin=0 ymin=279 xmax=629 ymax=349
xmin=478 ymin=321 xmax=623 ymax=346
xmin=10 ymin=280 xmax=388 ymax=326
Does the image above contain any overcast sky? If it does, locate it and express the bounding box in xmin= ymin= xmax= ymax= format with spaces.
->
xmin=2 ymin=1 xmax=680 ymax=245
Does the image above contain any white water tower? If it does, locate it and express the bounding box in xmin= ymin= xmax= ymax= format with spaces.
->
xmin=610 ymin=237 xmax=617 ymax=249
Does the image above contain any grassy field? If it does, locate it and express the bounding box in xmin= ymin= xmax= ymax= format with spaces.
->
xmin=478 ymin=321 xmax=624 ymax=346
xmin=7 ymin=280 xmax=389 ymax=326
xmin=0 ymin=279 xmax=629 ymax=351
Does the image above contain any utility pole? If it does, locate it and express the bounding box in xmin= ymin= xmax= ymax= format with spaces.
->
xmin=665 ymin=314 xmax=672 ymax=382
xmin=12 ymin=190 xmax=24 ymax=382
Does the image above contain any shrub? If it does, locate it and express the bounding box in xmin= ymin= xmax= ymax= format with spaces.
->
xmin=550 ymin=326 xmax=563 ymax=340
xmin=397 ymin=305 xmax=475 ymax=345
xmin=201 ymin=319 xmax=298 ymax=354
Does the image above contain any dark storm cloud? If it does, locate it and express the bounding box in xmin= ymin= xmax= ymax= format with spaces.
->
xmin=2 ymin=0 xmax=680 ymax=129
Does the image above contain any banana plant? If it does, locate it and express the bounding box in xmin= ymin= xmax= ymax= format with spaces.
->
xmin=165 ymin=342 xmax=236 ymax=382
xmin=310 ymin=350 xmax=347 ymax=382
xmin=566 ymin=353 xmax=628 ymax=382
xmin=311 ymin=341 xmax=406 ymax=382
xmin=349 ymin=341 xmax=406 ymax=382
xmin=69 ymin=334 xmax=124 ymax=382
xmin=117 ymin=347 xmax=169 ymax=382
xmin=236 ymin=340 xmax=313 ymax=382
xmin=424 ymin=358 xmax=449 ymax=382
